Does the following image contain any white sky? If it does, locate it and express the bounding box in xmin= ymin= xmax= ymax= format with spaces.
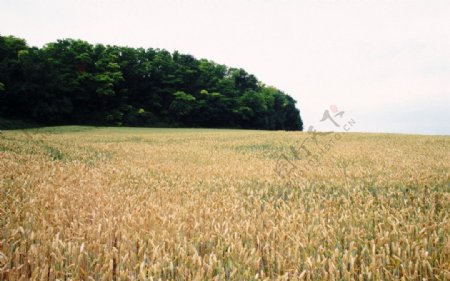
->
xmin=1 ymin=0 xmax=449 ymax=135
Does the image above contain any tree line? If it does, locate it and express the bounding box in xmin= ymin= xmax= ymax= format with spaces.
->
xmin=0 ymin=35 xmax=303 ymax=130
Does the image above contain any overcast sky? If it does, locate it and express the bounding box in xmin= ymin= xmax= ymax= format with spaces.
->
xmin=1 ymin=0 xmax=449 ymax=135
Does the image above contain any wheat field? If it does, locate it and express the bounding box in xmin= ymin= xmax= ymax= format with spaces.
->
xmin=0 ymin=127 xmax=449 ymax=280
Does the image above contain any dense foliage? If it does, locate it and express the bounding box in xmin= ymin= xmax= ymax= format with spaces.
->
xmin=0 ymin=35 xmax=303 ymax=130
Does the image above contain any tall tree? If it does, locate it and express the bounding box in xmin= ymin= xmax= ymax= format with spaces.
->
xmin=0 ymin=35 xmax=303 ymax=130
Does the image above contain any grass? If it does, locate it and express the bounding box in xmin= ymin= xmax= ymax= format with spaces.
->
xmin=0 ymin=127 xmax=449 ymax=280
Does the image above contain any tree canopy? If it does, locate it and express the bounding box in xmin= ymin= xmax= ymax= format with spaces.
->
xmin=0 ymin=35 xmax=303 ymax=130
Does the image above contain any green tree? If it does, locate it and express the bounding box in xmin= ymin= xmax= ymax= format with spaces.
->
xmin=169 ymin=91 xmax=196 ymax=124
xmin=0 ymin=35 xmax=303 ymax=130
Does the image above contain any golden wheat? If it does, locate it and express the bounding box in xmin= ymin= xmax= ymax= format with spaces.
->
xmin=1 ymin=127 xmax=449 ymax=280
